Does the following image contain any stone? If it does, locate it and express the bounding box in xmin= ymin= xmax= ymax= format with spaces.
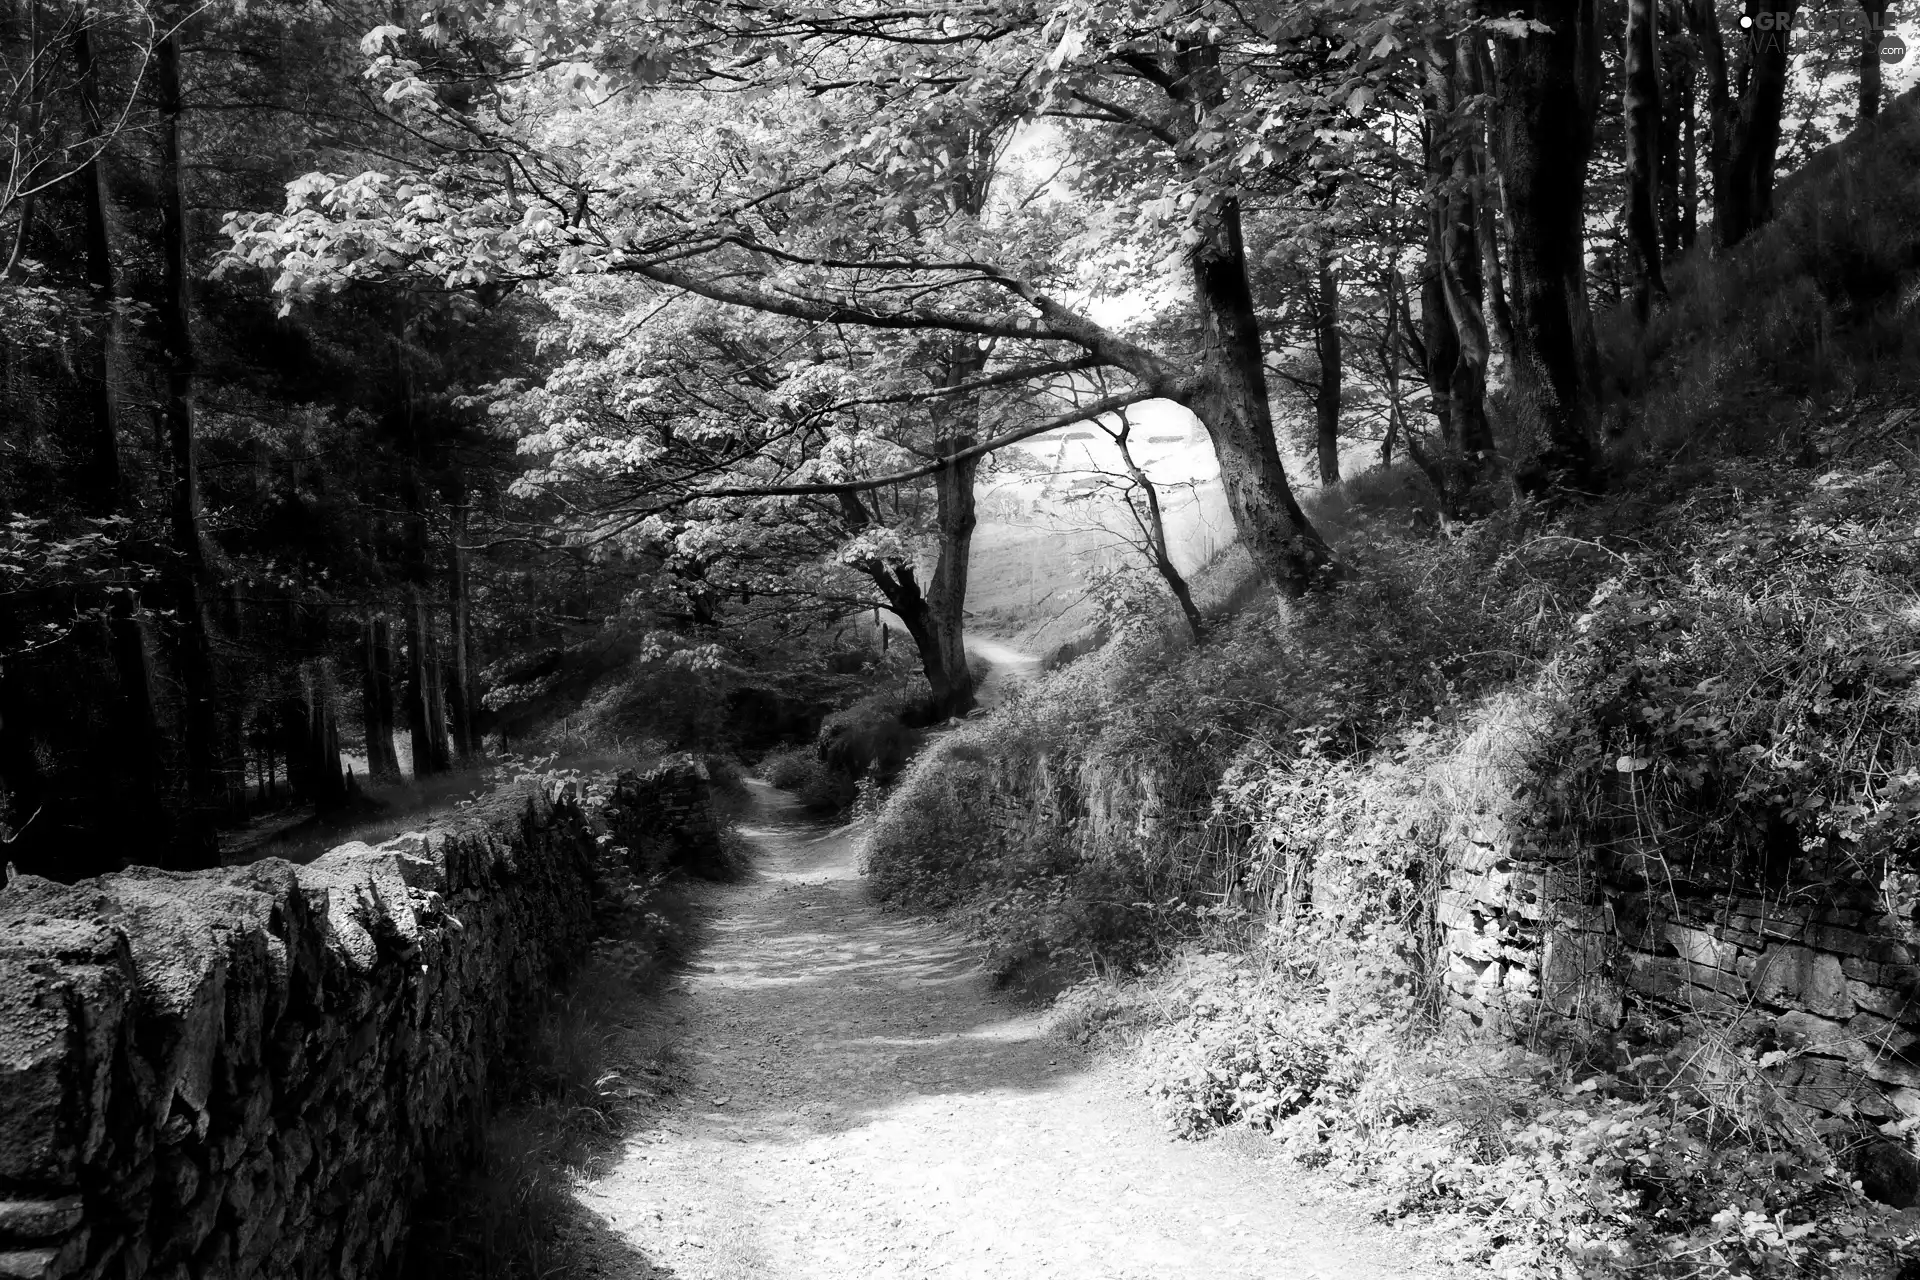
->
xmin=1847 ymin=980 xmax=1920 ymax=1021
xmin=1750 ymin=945 xmax=1855 ymax=1018
xmin=1627 ymin=953 xmax=1750 ymax=1001
xmin=1776 ymin=1010 xmax=1851 ymax=1055
xmin=1663 ymin=922 xmax=1743 ymax=971
xmin=1768 ymin=1054 xmax=1889 ymax=1116
xmin=1845 ymin=1011 xmax=1920 ymax=1061
xmin=1434 ymin=891 xmax=1479 ymax=931
xmin=0 ymin=1249 xmax=59 ymax=1280
xmin=0 ymin=1200 xmax=81 ymax=1246
xmin=1542 ymin=930 xmax=1622 ymax=1025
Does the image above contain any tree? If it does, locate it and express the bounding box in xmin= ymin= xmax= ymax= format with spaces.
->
xmin=156 ymin=13 xmax=226 ymax=864
xmin=1488 ymin=0 xmax=1606 ymax=490
xmin=226 ymin=1 xmax=1444 ymax=595
xmin=1625 ymin=0 xmax=1668 ymax=322
xmin=1071 ymin=407 xmax=1208 ymax=644
xmin=1313 ymin=251 xmax=1344 ymax=486
xmin=1693 ymin=0 xmax=1802 ymax=250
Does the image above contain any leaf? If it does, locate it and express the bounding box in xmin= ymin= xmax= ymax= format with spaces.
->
xmin=359 ymin=24 xmax=404 ymax=55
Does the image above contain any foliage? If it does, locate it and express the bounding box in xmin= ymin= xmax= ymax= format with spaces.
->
xmin=1115 ymin=952 xmax=1920 ymax=1278
xmin=760 ymin=746 xmax=856 ymax=813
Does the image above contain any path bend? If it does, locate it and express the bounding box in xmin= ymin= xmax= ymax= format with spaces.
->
xmin=565 ymin=781 xmax=1439 ymax=1280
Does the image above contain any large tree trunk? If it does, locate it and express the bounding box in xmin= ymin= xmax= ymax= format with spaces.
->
xmin=1314 ymin=252 xmax=1342 ymax=486
xmin=74 ymin=24 xmax=124 ymax=508
xmin=1695 ymin=0 xmax=1800 ymax=251
xmin=837 ymin=495 xmax=967 ymax=725
xmin=925 ymin=433 xmax=980 ymax=720
xmin=1859 ymin=0 xmax=1888 ymax=125
xmin=1658 ymin=2 xmax=1692 ymax=258
xmin=404 ymin=587 xmax=450 ymax=777
xmin=75 ymin=27 xmax=168 ymax=847
xmin=446 ymin=495 xmax=477 ymax=763
xmin=1185 ymin=197 xmax=1334 ymax=594
xmin=867 ymin=563 xmax=962 ymax=722
xmin=157 ymin=24 xmax=223 ymax=867
xmin=361 ymin=613 xmax=402 ymax=780
xmin=301 ymin=658 xmax=349 ymax=812
xmin=1419 ymin=37 xmax=1498 ymax=513
xmin=105 ymin=589 xmax=170 ymax=847
xmin=1490 ymin=0 xmax=1605 ymax=491
xmin=1462 ymin=38 xmax=1518 ymax=362
xmin=1626 ymin=0 xmax=1667 ymax=323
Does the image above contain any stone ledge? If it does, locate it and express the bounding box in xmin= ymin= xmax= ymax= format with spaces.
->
xmin=0 ymin=772 xmax=713 ymax=1280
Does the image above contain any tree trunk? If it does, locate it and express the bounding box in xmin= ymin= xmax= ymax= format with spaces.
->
xmin=1114 ymin=425 xmax=1206 ymax=643
xmin=106 ymin=589 xmax=170 ymax=844
xmin=1462 ymin=37 xmax=1518 ymax=362
xmin=1626 ymin=0 xmax=1667 ymax=322
xmin=1695 ymin=0 xmax=1800 ymax=251
xmin=1314 ymin=253 xmax=1342 ymax=486
xmin=1420 ymin=37 xmax=1497 ymax=512
xmin=837 ymin=483 xmax=969 ymax=722
xmin=302 ymin=659 xmax=349 ymax=812
xmin=1860 ymin=0 xmax=1888 ymax=124
xmin=361 ymin=613 xmax=402 ymax=780
xmin=1658 ymin=2 xmax=1691 ymax=259
xmin=925 ymin=434 xmax=979 ymax=720
xmin=875 ymin=564 xmax=961 ymax=721
xmin=157 ymin=24 xmax=223 ymax=868
xmin=73 ymin=24 xmax=124 ymax=510
xmin=1682 ymin=64 xmax=1699 ymax=249
xmin=1489 ymin=0 xmax=1605 ymax=490
xmin=76 ymin=28 xmax=167 ymax=845
xmin=446 ymin=496 xmax=477 ymax=763
xmin=1184 ymin=197 xmax=1334 ymax=594
xmin=1379 ymin=265 xmax=1410 ymax=470
xmin=405 ymin=587 xmax=449 ymax=777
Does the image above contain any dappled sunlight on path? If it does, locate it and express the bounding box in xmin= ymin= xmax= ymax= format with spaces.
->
xmin=563 ymin=781 xmax=1439 ymax=1279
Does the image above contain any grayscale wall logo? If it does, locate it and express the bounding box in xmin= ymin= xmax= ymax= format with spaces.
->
xmin=1736 ymin=7 xmax=1907 ymax=60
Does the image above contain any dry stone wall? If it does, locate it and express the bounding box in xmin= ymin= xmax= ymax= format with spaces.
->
xmin=0 ymin=764 xmax=712 ymax=1280
xmin=1438 ymin=812 xmax=1920 ymax=1124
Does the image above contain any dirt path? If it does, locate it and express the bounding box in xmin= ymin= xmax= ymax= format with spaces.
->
xmin=965 ymin=637 xmax=1041 ymax=710
xmin=565 ymin=782 xmax=1439 ymax=1280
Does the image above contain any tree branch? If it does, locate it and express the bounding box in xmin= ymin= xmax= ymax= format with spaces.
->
xmin=620 ymin=388 xmax=1161 ymax=517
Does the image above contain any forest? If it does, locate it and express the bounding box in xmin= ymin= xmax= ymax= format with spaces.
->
xmin=2 ymin=0 xmax=1901 ymax=880
xmin=9 ymin=0 xmax=1920 ymax=1275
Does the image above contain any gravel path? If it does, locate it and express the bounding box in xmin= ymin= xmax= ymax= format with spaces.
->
xmin=564 ymin=780 xmax=1438 ymax=1280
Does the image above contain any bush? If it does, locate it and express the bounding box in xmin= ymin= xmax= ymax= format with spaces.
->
xmin=865 ymin=731 xmax=999 ymax=908
xmin=759 ymin=746 xmax=857 ymax=811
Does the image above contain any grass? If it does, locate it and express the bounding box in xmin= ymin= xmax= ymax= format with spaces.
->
xmin=1596 ymin=87 xmax=1920 ymax=467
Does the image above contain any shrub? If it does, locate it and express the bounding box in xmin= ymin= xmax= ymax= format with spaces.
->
xmin=760 ymin=746 xmax=857 ymax=811
xmin=864 ymin=730 xmax=999 ymax=908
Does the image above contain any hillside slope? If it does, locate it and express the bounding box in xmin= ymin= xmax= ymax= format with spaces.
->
xmin=863 ymin=93 xmax=1920 ymax=1279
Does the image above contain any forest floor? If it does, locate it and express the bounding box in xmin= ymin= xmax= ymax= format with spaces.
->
xmin=555 ymin=779 xmax=1441 ymax=1279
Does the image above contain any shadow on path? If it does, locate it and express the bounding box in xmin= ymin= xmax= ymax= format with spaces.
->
xmin=562 ymin=780 xmax=1440 ymax=1280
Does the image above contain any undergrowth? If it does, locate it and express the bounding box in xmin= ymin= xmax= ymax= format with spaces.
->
xmin=872 ymin=442 xmax=1920 ymax=1274
xmin=1059 ymin=947 xmax=1920 ymax=1278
